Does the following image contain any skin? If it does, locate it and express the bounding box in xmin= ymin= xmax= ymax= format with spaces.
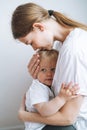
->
xmin=19 ymin=95 xmax=83 ymax=125
xmin=37 ymin=57 xmax=56 ymax=86
xmin=19 ymin=18 xmax=73 ymax=78
xmin=33 ymin=57 xmax=79 ymax=117
xmin=19 ymin=19 xmax=72 ymax=50
xmin=18 ymin=18 xmax=84 ymax=125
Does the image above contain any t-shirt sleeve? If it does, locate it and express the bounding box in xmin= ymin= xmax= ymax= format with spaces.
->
xmin=29 ymin=85 xmax=50 ymax=106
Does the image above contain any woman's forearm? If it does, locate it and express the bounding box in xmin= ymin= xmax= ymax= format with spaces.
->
xmin=18 ymin=96 xmax=83 ymax=126
xmin=18 ymin=109 xmax=71 ymax=126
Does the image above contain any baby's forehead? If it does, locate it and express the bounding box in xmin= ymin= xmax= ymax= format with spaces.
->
xmin=40 ymin=57 xmax=57 ymax=66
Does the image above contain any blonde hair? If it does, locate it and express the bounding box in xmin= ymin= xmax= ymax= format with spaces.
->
xmin=37 ymin=49 xmax=58 ymax=62
xmin=11 ymin=2 xmax=87 ymax=39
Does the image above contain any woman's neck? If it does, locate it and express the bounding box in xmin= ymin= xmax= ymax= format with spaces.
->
xmin=60 ymin=27 xmax=74 ymax=42
xmin=53 ymin=20 xmax=74 ymax=42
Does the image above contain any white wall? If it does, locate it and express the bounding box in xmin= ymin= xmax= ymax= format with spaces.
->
xmin=0 ymin=0 xmax=87 ymax=129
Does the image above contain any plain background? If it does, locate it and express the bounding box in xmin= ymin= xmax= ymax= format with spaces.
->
xmin=0 ymin=0 xmax=87 ymax=129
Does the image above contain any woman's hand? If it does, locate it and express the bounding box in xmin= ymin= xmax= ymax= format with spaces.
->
xmin=18 ymin=94 xmax=26 ymax=121
xmin=27 ymin=53 xmax=40 ymax=79
xmin=18 ymin=94 xmax=42 ymax=122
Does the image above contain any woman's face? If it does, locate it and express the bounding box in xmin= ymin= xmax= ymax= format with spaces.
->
xmin=19 ymin=25 xmax=54 ymax=50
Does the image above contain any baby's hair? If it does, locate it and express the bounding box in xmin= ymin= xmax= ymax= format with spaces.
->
xmin=37 ymin=49 xmax=59 ymax=61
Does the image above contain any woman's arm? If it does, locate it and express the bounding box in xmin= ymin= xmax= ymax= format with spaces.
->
xmin=25 ymin=47 xmax=84 ymax=125
xmin=18 ymin=95 xmax=84 ymax=126
xmin=34 ymin=83 xmax=79 ymax=117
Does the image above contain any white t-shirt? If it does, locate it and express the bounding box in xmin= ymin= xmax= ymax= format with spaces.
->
xmin=52 ymin=28 xmax=87 ymax=130
xmin=25 ymin=79 xmax=54 ymax=130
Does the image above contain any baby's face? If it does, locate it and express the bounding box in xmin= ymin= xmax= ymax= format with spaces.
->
xmin=37 ymin=57 xmax=56 ymax=87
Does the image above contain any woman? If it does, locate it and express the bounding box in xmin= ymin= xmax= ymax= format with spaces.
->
xmin=11 ymin=2 xmax=87 ymax=130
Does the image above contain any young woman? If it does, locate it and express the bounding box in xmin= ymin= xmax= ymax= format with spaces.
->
xmin=11 ymin=2 xmax=87 ymax=130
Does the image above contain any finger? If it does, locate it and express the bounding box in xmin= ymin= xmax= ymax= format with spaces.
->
xmin=30 ymin=60 xmax=40 ymax=77
xmin=70 ymin=94 xmax=80 ymax=98
xmin=69 ymin=84 xmax=79 ymax=95
xmin=28 ymin=53 xmax=39 ymax=68
xmin=66 ymin=89 xmax=72 ymax=96
xmin=61 ymin=83 xmax=66 ymax=89
xmin=66 ymin=82 xmax=73 ymax=89
xmin=28 ymin=54 xmax=40 ymax=71
xmin=20 ymin=95 xmax=26 ymax=110
xmin=72 ymin=89 xmax=79 ymax=95
xmin=33 ymin=66 xmax=40 ymax=79
xmin=27 ymin=54 xmax=40 ymax=77
xmin=70 ymin=84 xmax=79 ymax=92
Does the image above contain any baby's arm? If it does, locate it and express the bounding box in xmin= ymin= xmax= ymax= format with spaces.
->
xmin=34 ymin=94 xmax=65 ymax=117
xmin=34 ymin=82 xmax=79 ymax=117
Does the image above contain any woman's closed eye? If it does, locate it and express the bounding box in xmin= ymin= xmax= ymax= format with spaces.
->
xmin=25 ymin=40 xmax=32 ymax=46
xmin=25 ymin=41 xmax=28 ymax=45
xmin=30 ymin=43 xmax=32 ymax=46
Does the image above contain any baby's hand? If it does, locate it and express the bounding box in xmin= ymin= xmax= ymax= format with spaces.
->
xmin=58 ymin=82 xmax=80 ymax=101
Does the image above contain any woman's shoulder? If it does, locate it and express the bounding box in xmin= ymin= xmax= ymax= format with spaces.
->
xmin=64 ymin=28 xmax=87 ymax=44
xmin=60 ymin=28 xmax=87 ymax=55
xmin=72 ymin=28 xmax=87 ymax=38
